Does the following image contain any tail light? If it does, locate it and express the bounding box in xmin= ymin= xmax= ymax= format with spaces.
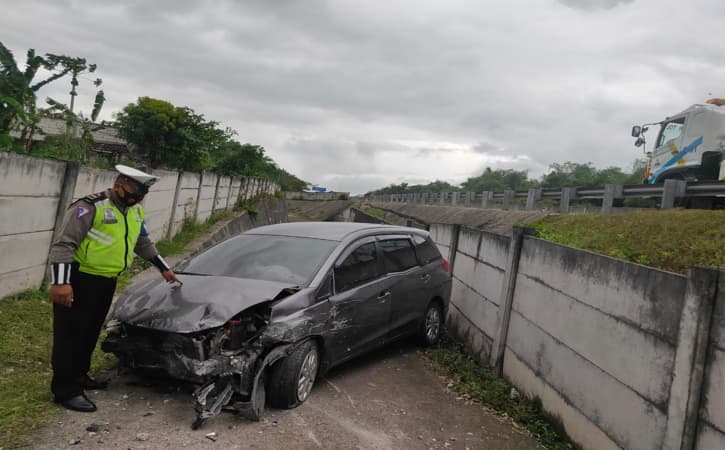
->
xmin=441 ymin=258 xmax=449 ymax=273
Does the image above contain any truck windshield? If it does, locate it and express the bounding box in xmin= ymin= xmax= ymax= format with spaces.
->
xmin=657 ymin=118 xmax=685 ymax=148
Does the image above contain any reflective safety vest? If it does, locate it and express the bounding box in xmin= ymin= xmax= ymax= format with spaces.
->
xmin=73 ymin=195 xmax=144 ymax=277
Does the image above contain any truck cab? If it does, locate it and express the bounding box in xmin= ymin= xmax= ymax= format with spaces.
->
xmin=632 ymin=102 xmax=725 ymax=184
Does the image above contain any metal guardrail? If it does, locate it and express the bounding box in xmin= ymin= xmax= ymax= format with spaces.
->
xmin=367 ymin=180 xmax=725 ymax=213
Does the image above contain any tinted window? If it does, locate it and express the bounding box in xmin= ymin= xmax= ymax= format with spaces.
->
xmin=181 ymin=234 xmax=338 ymax=285
xmin=379 ymin=238 xmax=417 ymax=273
xmin=413 ymin=235 xmax=442 ymax=265
xmin=334 ymin=242 xmax=379 ymax=292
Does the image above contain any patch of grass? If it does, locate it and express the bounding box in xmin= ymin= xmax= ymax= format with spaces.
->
xmin=422 ymin=337 xmax=579 ymax=450
xmin=0 ymin=290 xmax=115 ymax=448
xmin=529 ymin=209 xmax=725 ymax=274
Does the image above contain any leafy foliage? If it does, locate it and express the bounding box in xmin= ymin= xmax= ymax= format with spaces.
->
xmin=461 ymin=167 xmax=538 ymax=192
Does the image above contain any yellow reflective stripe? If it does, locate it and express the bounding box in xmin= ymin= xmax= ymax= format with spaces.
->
xmin=88 ymin=227 xmax=114 ymax=242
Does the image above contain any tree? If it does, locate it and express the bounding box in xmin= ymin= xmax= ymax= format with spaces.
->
xmin=0 ymin=42 xmax=90 ymax=133
xmin=460 ymin=167 xmax=537 ymax=192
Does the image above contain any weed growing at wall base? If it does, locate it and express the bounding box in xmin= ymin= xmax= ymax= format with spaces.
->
xmin=422 ymin=335 xmax=580 ymax=450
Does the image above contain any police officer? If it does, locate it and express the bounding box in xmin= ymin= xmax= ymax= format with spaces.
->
xmin=48 ymin=164 xmax=181 ymax=412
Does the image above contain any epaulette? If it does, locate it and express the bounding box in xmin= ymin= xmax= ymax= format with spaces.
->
xmin=82 ymin=192 xmax=108 ymax=204
xmin=69 ymin=191 xmax=108 ymax=208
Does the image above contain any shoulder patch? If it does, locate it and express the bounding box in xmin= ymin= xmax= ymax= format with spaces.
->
xmin=76 ymin=206 xmax=90 ymax=219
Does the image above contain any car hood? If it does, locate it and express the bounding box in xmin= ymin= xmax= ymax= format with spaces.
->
xmin=112 ymin=274 xmax=298 ymax=333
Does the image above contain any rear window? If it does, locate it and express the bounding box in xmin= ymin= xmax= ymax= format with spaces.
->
xmin=379 ymin=238 xmax=417 ymax=273
xmin=181 ymin=234 xmax=338 ymax=285
xmin=413 ymin=235 xmax=442 ymax=265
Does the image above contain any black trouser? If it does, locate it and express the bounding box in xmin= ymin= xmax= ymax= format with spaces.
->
xmin=51 ymin=264 xmax=117 ymax=401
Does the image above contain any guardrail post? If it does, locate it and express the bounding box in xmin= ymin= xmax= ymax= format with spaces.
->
xmin=525 ymin=188 xmax=541 ymax=210
xmin=560 ymin=187 xmax=576 ymax=213
xmin=481 ymin=191 xmax=493 ymax=208
xmin=503 ymin=190 xmax=515 ymax=210
xmin=440 ymin=192 xmax=446 ymax=204
xmin=661 ymin=179 xmax=687 ymax=209
xmin=451 ymin=192 xmax=459 ymax=206
xmin=602 ymin=184 xmax=623 ymax=214
xmin=490 ymin=226 xmax=534 ymax=375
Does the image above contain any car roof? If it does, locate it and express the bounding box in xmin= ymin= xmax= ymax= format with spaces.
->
xmin=245 ymin=222 xmax=425 ymax=241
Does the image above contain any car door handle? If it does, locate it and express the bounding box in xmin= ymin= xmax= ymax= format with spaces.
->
xmin=377 ymin=291 xmax=390 ymax=303
xmin=420 ymin=274 xmax=431 ymax=282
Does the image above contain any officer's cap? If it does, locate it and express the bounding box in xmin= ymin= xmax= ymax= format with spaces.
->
xmin=115 ymin=164 xmax=158 ymax=188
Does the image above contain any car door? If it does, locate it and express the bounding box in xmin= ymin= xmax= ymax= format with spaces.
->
xmin=326 ymin=238 xmax=390 ymax=363
xmin=377 ymin=235 xmax=425 ymax=340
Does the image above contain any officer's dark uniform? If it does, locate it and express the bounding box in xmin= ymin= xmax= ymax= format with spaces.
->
xmin=48 ymin=188 xmax=170 ymax=402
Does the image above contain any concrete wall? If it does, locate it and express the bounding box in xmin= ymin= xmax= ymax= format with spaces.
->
xmin=0 ymin=152 xmax=279 ymax=298
xmin=170 ymin=172 xmax=200 ymax=237
xmin=430 ymin=223 xmax=722 ymax=450
xmin=448 ymin=227 xmax=509 ymax=363
xmin=196 ymin=171 xmax=217 ymax=223
xmin=0 ymin=153 xmax=66 ymax=298
xmin=697 ymin=283 xmax=725 ymax=449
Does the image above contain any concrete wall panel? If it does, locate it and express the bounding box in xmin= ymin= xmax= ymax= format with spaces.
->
xmin=73 ymin=167 xmax=116 ymax=200
xmin=519 ymin=237 xmax=686 ymax=344
xmin=453 ymin=251 xmax=504 ymax=306
xmin=0 ymin=196 xmax=59 ymax=235
xmin=513 ymin=272 xmax=675 ymax=405
xmin=695 ymin=423 xmax=725 ymax=450
xmin=171 ymin=172 xmax=200 ymax=236
xmin=503 ymin=349 xmax=620 ymax=450
xmin=505 ymin=311 xmax=666 ymax=450
xmin=214 ymin=176 xmax=231 ymax=211
xmin=196 ymin=171 xmax=218 ymax=223
xmin=142 ymin=170 xmax=177 ymax=241
xmin=0 ymin=153 xmax=65 ymax=196
xmin=457 ymin=227 xmax=481 ymax=256
xmin=450 ymin=277 xmax=499 ymax=341
xmin=478 ymin=232 xmax=509 ymax=271
xmin=0 ymin=265 xmax=46 ymax=299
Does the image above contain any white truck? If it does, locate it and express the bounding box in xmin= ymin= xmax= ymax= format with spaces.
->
xmin=631 ymin=99 xmax=725 ymax=184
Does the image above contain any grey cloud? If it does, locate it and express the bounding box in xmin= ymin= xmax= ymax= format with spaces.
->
xmin=558 ymin=0 xmax=635 ymax=11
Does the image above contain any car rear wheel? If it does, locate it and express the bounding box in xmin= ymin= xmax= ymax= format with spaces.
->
xmin=267 ymin=340 xmax=319 ymax=409
xmin=418 ymin=301 xmax=443 ymax=346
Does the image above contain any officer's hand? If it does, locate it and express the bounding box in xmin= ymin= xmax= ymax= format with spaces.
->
xmin=50 ymin=284 xmax=74 ymax=307
xmin=162 ymin=269 xmax=182 ymax=286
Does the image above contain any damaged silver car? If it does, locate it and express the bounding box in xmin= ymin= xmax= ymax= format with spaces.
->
xmin=102 ymin=222 xmax=451 ymax=428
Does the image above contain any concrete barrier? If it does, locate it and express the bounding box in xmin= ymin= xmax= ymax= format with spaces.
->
xmin=0 ymin=154 xmax=66 ymax=298
xmin=430 ymin=223 xmax=723 ymax=450
xmin=0 ymin=152 xmax=279 ymax=298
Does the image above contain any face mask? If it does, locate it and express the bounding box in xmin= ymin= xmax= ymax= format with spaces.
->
xmin=114 ymin=177 xmax=147 ymax=206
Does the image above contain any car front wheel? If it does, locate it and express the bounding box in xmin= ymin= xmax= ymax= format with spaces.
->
xmin=267 ymin=340 xmax=319 ymax=409
xmin=419 ymin=301 xmax=443 ymax=346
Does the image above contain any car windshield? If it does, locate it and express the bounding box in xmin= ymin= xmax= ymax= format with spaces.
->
xmin=180 ymin=234 xmax=338 ymax=286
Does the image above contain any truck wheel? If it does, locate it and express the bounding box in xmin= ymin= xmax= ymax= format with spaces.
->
xmin=267 ymin=340 xmax=319 ymax=409
xmin=418 ymin=301 xmax=443 ymax=346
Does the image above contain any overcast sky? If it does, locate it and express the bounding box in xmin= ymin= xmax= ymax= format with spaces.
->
xmin=3 ymin=0 xmax=725 ymax=193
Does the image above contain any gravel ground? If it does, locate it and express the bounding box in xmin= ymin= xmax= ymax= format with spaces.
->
xmin=30 ymin=342 xmax=541 ymax=449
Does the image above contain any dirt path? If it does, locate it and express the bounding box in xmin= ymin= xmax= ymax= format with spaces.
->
xmin=30 ymin=342 xmax=540 ymax=449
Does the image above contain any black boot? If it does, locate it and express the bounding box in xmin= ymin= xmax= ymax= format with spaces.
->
xmin=58 ymin=393 xmax=97 ymax=412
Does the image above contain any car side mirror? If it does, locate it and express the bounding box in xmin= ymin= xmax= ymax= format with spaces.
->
xmin=631 ymin=125 xmax=641 ymax=137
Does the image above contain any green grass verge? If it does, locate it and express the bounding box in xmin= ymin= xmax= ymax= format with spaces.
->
xmin=422 ymin=337 xmax=580 ymax=449
xmin=528 ymin=209 xmax=725 ymax=274
xmin=0 ymin=207 xmax=242 ymax=448
xmin=0 ymin=289 xmax=113 ymax=448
